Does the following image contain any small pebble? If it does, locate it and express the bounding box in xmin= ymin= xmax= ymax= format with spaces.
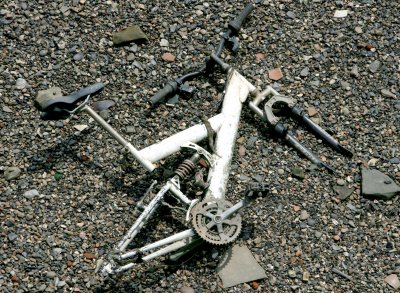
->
xmin=300 ymin=210 xmax=310 ymax=220
xmin=350 ymin=65 xmax=359 ymax=77
xmin=291 ymin=167 xmax=305 ymax=180
xmin=24 ymin=189 xmax=39 ymax=199
xmin=337 ymin=179 xmax=345 ymax=186
xmin=8 ymin=232 xmax=18 ymax=241
xmin=300 ymin=67 xmax=309 ymax=77
xmin=73 ymin=53 xmax=83 ymax=61
xmin=369 ymin=60 xmax=381 ymax=73
xmin=15 ymin=78 xmax=27 ymax=89
xmin=355 ymin=26 xmax=363 ymax=33
xmin=288 ymin=270 xmax=296 ymax=278
xmin=268 ymin=68 xmax=283 ymax=81
xmin=160 ymin=39 xmax=169 ymax=47
xmin=180 ymin=286 xmax=195 ymax=293
xmin=46 ymin=271 xmax=56 ymax=278
xmin=381 ymin=89 xmax=396 ymax=99
xmin=303 ymin=271 xmax=310 ymax=282
xmin=4 ymin=167 xmax=22 ymax=180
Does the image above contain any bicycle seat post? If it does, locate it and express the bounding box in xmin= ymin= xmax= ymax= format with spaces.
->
xmin=82 ymin=105 xmax=155 ymax=172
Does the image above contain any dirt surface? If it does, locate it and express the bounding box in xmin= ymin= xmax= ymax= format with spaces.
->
xmin=1 ymin=0 xmax=399 ymax=292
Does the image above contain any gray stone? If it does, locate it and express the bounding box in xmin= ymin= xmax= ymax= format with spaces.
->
xmin=355 ymin=26 xmax=363 ymax=34
xmin=300 ymin=67 xmax=309 ymax=77
xmin=333 ymin=185 xmax=354 ymax=200
xmin=341 ymin=107 xmax=350 ymax=115
xmin=362 ymin=168 xmax=400 ymax=200
xmin=291 ymin=167 xmax=305 ymax=180
xmin=127 ymin=53 xmax=135 ymax=61
xmin=99 ymin=109 xmax=110 ymax=120
xmin=390 ymin=157 xmax=400 ymax=164
xmin=350 ymin=65 xmax=359 ymax=77
xmin=337 ymin=179 xmax=345 ymax=186
xmin=38 ymin=284 xmax=46 ymax=291
xmin=24 ymin=189 xmax=39 ymax=199
xmin=112 ymin=25 xmax=148 ymax=45
xmin=160 ymin=39 xmax=169 ymax=47
xmin=73 ymin=53 xmax=83 ymax=61
xmin=39 ymin=49 xmax=48 ymax=56
xmin=2 ymin=105 xmax=12 ymax=113
xmin=8 ymin=232 xmax=17 ymax=241
xmin=277 ymin=169 xmax=284 ymax=175
xmin=169 ymin=23 xmax=177 ymax=33
xmin=340 ymin=80 xmax=351 ymax=91
xmin=15 ymin=78 xmax=27 ymax=89
xmin=126 ymin=126 xmax=135 ymax=134
xmin=299 ymin=210 xmax=310 ymax=220
xmin=369 ymin=60 xmax=381 ymax=73
xmin=315 ymin=231 xmax=322 ymax=238
xmin=286 ymin=11 xmax=295 ymax=18
xmin=46 ymin=271 xmax=56 ymax=278
xmin=288 ymin=270 xmax=296 ymax=278
xmin=180 ymin=286 xmax=195 ymax=293
xmin=381 ymin=89 xmax=396 ymax=99
xmin=4 ymin=167 xmax=21 ymax=180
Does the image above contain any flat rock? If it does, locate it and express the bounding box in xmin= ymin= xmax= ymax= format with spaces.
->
xmin=381 ymin=89 xmax=396 ymax=99
xmin=333 ymin=185 xmax=354 ymax=200
xmin=112 ymin=25 xmax=148 ymax=45
xmin=217 ymin=245 xmax=267 ymax=288
xmin=180 ymin=286 xmax=195 ymax=293
xmin=299 ymin=210 xmax=310 ymax=220
xmin=4 ymin=167 xmax=21 ymax=180
xmin=385 ymin=274 xmax=400 ymax=289
xmin=334 ymin=10 xmax=348 ymax=18
xmin=300 ymin=67 xmax=309 ymax=77
xmin=35 ymin=87 xmax=63 ymax=110
xmin=369 ymin=60 xmax=381 ymax=73
xmin=24 ymin=189 xmax=39 ymax=199
xmin=8 ymin=232 xmax=17 ymax=241
xmin=350 ymin=64 xmax=359 ymax=77
xmin=361 ymin=168 xmax=400 ymax=200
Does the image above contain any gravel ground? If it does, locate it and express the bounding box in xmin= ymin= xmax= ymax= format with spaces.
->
xmin=1 ymin=0 xmax=399 ymax=292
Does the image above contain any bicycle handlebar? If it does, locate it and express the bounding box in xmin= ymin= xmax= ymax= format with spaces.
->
xmin=149 ymin=80 xmax=178 ymax=106
xmin=228 ymin=3 xmax=255 ymax=35
xmin=149 ymin=3 xmax=255 ymax=107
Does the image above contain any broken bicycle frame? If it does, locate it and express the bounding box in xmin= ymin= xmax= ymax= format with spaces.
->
xmin=35 ymin=3 xmax=352 ymax=276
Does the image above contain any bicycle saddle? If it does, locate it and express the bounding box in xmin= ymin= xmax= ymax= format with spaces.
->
xmin=35 ymin=83 xmax=104 ymax=120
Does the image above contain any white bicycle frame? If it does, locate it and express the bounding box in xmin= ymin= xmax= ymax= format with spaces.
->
xmin=76 ymin=68 xmax=278 ymax=275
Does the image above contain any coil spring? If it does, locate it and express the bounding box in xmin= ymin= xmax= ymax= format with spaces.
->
xmin=175 ymin=159 xmax=195 ymax=179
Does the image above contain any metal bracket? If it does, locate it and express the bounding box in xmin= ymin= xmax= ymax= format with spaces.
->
xmin=249 ymin=86 xmax=297 ymax=125
xmin=181 ymin=141 xmax=215 ymax=167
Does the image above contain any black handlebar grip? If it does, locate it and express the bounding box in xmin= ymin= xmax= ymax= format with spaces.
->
xmin=149 ymin=80 xmax=179 ymax=106
xmin=228 ymin=3 xmax=255 ymax=35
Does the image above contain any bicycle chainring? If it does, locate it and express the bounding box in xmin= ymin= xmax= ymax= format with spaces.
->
xmin=191 ymin=199 xmax=242 ymax=245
